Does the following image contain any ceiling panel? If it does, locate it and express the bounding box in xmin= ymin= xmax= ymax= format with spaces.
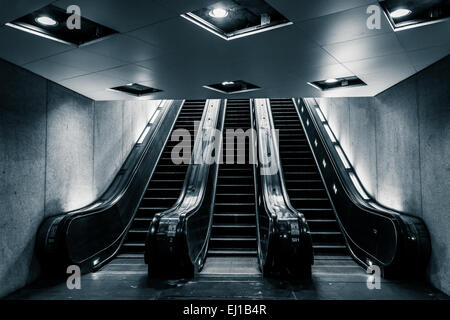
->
xmin=298 ymin=2 xmax=392 ymax=46
xmin=267 ymin=0 xmax=375 ymax=22
xmin=60 ymin=73 xmax=126 ymax=95
xmin=83 ymin=34 xmax=163 ymax=63
xmin=294 ymin=64 xmax=355 ymax=84
xmin=407 ymin=45 xmax=450 ymax=72
xmin=396 ymin=20 xmax=450 ymax=52
xmin=127 ymin=16 xmax=225 ymax=52
xmin=0 ymin=26 xmax=70 ymax=66
xmin=343 ymin=52 xmax=415 ymax=77
xmin=44 ymin=48 xmax=125 ymax=73
xmin=95 ymin=64 xmax=156 ymax=83
xmin=54 ymin=0 xmax=174 ymax=32
xmin=323 ymin=33 xmax=405 ymax=63
xmin=23 ymin=60 xmax=87 ymax=82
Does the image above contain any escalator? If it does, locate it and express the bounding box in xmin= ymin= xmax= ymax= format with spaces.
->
xmin=207 ymin=99 xmax=257 ymax=258
xmin=118 ymin=100 xmax=205 ymax=259
xmin=270 ymin=99 xmax=349 ymax=262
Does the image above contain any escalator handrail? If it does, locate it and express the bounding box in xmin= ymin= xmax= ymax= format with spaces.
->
xmin=253 ymin=98 xmax=314 ymax=277
xmin=36 ymin=100 xmax=185 ymax=272
xmin=297 ymin=98 xmax=430 ymax=276
xmin=145 ymin=99 xmax=224 ymax=276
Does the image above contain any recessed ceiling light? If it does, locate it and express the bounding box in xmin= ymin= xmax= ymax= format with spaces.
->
xmin=380 ymin=0 xmax=449 ymax=31
xmin=221 ymin=81 xmax=235 ymax=86
xmin=308 ymin=76 xmax=367 ymax=91
xmin=209 ymin=8 xmax=229 ymax=18
xmin=109 ymin=83 xmax=163 ymax=97
xmin=390 ymin=8 xmax=412 ymax=19
xmin=325 ymin=78 xmax=339 ymax=84
xmin=182 ymin=0 xmax=292 ymax=41
xmin=35 ymin=16 xmax=58 ymax=26
xmin=6 ymin=4 xmax=118 ymax=46
xmin=204 ymin=80 xmax=260 ymax=94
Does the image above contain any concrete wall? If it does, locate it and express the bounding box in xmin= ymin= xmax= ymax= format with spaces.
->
xmin=316 ymin=55 xmax=450 ymax=295
xmin=0 ymin=59 xmax=160 ymax=297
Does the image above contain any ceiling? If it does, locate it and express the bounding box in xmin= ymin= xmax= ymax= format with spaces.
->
xmin=0 ymin=0 xmax=448 ymax=101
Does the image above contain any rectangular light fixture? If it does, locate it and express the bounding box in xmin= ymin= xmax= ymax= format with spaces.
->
xmin=203 ymin=80 xmax=261 ymax=94
xmin=181 ymin=0 xmax=293 ymax=41
xmin=109 ymin=83 xmax=163 ymax=97
xmin=349 ymin=172 xmax=370 ymax=200
xmin=316 ymin=107 xmax=326 ymax=122
xmin=150 ymin=110 xmax=161 ymax=124
xmin=6 ymin=4 xmax=118 ymax=46
xmin=137 ymin=126 xmax=151 ymax=144
xmin=324 ymin=124 xmax=337 ymax=143
xmin=335 ymin=145 xmax=352 ymax=169
xmin=308 ymin=76 xmax=367 ymax=91
xmin=379 ymin=0 xmax=450 ymax=31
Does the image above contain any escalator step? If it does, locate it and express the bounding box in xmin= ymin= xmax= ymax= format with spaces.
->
xmin=120 ymin=100 xmax=206 ymax=255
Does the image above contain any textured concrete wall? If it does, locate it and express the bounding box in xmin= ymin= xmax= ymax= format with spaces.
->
xmin=0 ymin=59 xmax=161 ymax=297
xmin=45 ymin=83 xmax=95 ymax=216
xmin=316 ymin=56 xmax=450 ymax=295
xmin=0 ymin=60 xmax=47 ymax=298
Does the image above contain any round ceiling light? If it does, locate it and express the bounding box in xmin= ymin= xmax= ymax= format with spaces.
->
xmin=325 ymin=78 xmax=339 ymax=84
xmin=209 ymin=8 xmax=229 ymax=18
xmin=222 ymin=81 xmax=235 ymax=86
xmin=35 ymin=16 xmax=58 ymax=26
xmin=390 ymin=8 xmax=412 ymax=19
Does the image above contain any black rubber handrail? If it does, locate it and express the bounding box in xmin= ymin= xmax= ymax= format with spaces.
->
xmin=296 ymin=98 xmax=430 ymax=278
xmin=252 ymin=98 xmax=314 ymax=278
xmin=36 ymin=100 xmax=185 ymax=274
xmin=145 ymin=99 xmax=226 ymax=278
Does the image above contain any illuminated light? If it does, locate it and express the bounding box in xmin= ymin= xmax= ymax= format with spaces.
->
xmin=322 ymin=159 xmax=327 ymax=168
xmin=333 ymin=184 xmax=338 ymax=194
xmin=369 ymin=201 xmax=386 ymax=211
xmin=149 ymin=110 xmax=161 ymax=124
xmin=325 ymin=78 xmax=339 ymax=84
xmin=335 ymin=145 xmax=351 ymax=169
xmin=221 ymin=81 xmax=235 ymax=86
xmin=316 ymin=107 xmax=326 ymax=122
xmin=209 ymin=8 xmax=228 ymax=18
xmin=324 ymin=124 xmax=337 ymax=143
xmin=390 ymin=8 xmax=412 ymax=19
xmin=5 ymin=22 xmax=71 ymax=45
xmin=137 ymin=126 xmax=151 ymax=144
xmin=93 ymin=258 xmax=100 ymax=266
xmin=35 ymin=16 xmax=58 ymax=26
xmin=349 ymin=172 xmax=370 ymax=200
xmin=85 ymin=202 xmax=102 ymax=211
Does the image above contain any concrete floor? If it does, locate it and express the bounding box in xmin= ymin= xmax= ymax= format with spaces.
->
xmin=6 ymin=256 xmax=448 ymax=300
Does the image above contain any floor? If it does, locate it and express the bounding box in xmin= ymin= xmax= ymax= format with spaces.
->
xmin=199 ymin=257 xmax=260 ymax=278
xmin=7 ymin=255 xmax=448 ymax=300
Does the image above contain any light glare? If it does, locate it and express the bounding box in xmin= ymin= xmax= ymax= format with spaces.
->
xmin=35 ymin=16 xmax=58 ymax=26
xmin=209 ymin=8 xmax=229 ymax=18
xmin=390 ymin=8 xmax=412 ymax=19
